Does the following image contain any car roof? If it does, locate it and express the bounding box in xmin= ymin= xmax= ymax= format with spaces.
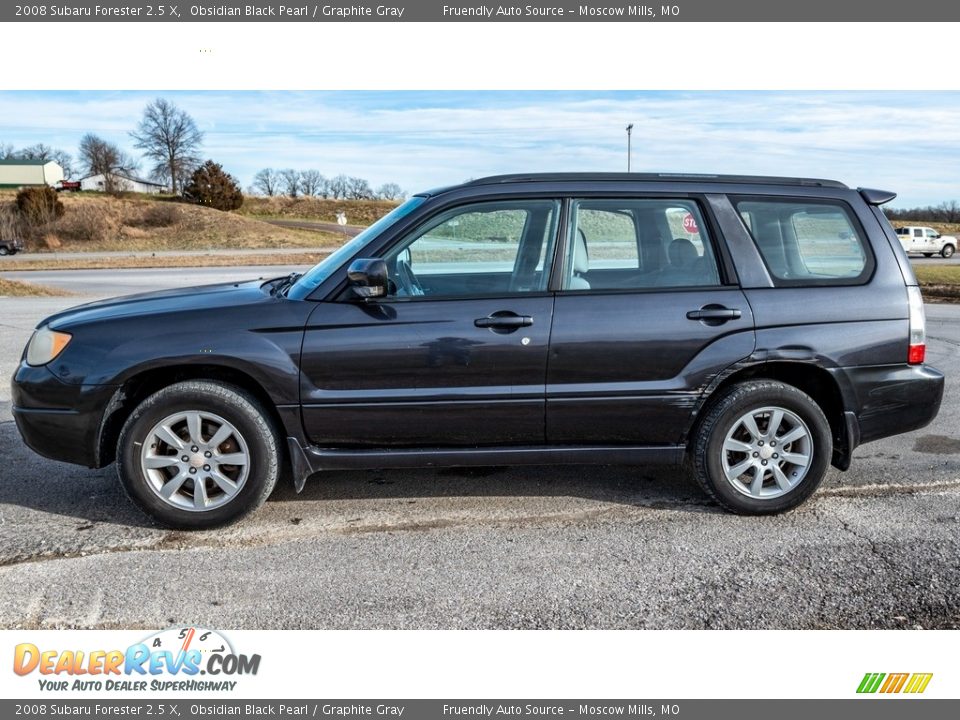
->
xmin=464 ymin=172 xmax=849 ymax=189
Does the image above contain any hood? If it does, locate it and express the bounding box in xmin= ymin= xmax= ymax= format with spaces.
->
xmin=42 ymin=279 xmax=277 ymax=330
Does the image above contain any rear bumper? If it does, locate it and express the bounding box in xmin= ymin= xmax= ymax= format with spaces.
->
xmin=11 ymin=363 xmax=117 ymax=468
xmin=831 ymin=363 xmax=944 ymax=448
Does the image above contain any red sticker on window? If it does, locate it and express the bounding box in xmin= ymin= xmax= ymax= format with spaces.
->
xmin=682 ymin=214 xmax=699 ymax=234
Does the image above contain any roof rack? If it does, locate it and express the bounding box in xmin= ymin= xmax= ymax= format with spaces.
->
xmin=465 ymin=173 xmax=849 ymax=189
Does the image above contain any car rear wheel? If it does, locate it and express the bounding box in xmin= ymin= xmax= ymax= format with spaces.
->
xmin=0 ymin=247 xmax=8 ymax=256
xmin=117 ymin=380 xmax=280 ymax=529
xmin=691 ymin=380 xmax=831 ymax=514
xmin=941 ymin=244 xmax=955 ymax=258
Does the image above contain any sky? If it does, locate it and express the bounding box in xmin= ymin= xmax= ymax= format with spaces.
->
xmin=0 ymin=90 xmax=958 ymax=208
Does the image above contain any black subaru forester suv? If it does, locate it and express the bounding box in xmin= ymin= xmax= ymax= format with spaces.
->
xmin=12 ymin=174 xmax=944 ymax=528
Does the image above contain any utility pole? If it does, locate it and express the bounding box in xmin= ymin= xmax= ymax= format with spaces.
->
xmin=625 ymin=124 xmax=634 ymax=172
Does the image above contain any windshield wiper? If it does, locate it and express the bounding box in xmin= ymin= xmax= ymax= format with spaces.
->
xmin=270 ymin=272 xmax=302 ymax=297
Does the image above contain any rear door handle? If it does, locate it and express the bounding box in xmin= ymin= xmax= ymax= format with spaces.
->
xmin=686 ymin=306 xmax=742 ymax=324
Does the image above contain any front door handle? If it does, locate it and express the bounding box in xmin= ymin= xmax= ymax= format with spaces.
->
xmin=686 ymin=305 xmax=742 ymax=325
xmin=474 ymin=312 xmax=533 ymax=332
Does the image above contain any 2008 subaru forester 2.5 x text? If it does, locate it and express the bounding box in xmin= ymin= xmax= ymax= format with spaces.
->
xmin=12 ymin=174 xmax=945 ymax=528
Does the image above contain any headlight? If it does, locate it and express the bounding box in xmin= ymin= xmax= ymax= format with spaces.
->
xmin=26 ymin=327 xmax=72 ymax=367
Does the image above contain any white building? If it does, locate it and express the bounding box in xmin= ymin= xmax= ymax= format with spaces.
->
xmin=0 ymin=159 xmax=65 ymax=188
xmin=79 ymin=173 xmax=168 ymax=194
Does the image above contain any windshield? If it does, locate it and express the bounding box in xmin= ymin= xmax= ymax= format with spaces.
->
xmin=286 ymin=196 xmax=426 ymax=300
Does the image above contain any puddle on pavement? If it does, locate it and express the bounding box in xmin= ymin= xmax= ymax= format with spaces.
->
xmin=913 ymin=434 xmax=960 ymax=454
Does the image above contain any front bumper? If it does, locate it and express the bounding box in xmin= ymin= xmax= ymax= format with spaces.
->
xmin=11 ymin=363 xmax=118 ymax=468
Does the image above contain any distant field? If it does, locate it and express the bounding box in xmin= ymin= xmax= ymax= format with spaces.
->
xmin=913 ymin=266 xmax=960 ymax=302
xmin=0 ymin=251 xmax=328 ymax=272
xmin=238 ymin=196 xmax=397 ymax=225
xmin=892 ymin=220 xmax=960 ymax=236
xmin=0 ymin=190 xmax=342 ymax=254
xmin=0 ymin=277 xmax=69 ymax=296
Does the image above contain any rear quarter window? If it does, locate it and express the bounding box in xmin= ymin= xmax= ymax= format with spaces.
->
xmin=734 ymin=197 xmax=874 ymax=286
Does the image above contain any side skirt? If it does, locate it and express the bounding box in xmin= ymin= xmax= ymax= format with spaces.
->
xmin=286 ymin=438 xmax=685 ymax=492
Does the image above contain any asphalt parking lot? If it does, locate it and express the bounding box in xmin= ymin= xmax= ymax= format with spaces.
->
xmin=0 ymin=270 xmax=958 ymax=630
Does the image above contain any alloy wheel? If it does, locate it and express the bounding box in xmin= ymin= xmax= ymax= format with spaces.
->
xmin=140 ymin=410 xmax=250 ymax=512
xmin=720 ymin=405 xmax=813 ymax=499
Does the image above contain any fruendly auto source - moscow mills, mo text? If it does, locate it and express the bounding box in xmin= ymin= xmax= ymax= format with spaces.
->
xmin=24 ymin=4 xmax=678 ymax=20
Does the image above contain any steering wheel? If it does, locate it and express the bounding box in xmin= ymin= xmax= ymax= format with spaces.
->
xmin=396 ymin=257 xmax=425 ymax=297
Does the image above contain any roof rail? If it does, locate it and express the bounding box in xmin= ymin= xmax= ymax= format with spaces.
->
xmin=465 ymin=173 xmax=849 ymax=189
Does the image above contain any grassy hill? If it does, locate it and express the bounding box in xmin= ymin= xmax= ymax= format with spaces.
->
xmin=891 ymin=220 xmax=960 ymax=236
xmin=0 ymin=190 xmax=342 ymax=253
xmin=237 ymin=196 xmax=398 ymax=225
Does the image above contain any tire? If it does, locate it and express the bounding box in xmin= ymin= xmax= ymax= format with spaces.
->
xmin=941 ymin=244 xmax=955 ymax=259
xmin=117 ymin=380 xmax=280 ymax=529
xmin=691 ymin=380 xmax=832 ymax=515
xmin=0 ymin=247 xmax=8 ymax=256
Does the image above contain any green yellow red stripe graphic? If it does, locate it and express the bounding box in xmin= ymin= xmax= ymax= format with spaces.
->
xmin=857 ymin=672 xmax=933 ymax=694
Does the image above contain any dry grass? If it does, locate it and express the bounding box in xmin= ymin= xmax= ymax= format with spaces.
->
xmin=238 ymin=196 xmax=397 ymax=224
xmin=0 ymin=190 xmax=341 ymax=253
xmin=0 ymin=277 xmax=71 ymax=296
xmin=0 ymin=252 xmax=329 ymax=272
xmin=911 ymin=266 xmax=960 ymax=302
xmin=893 ymin=221 xmax=960 ymax=236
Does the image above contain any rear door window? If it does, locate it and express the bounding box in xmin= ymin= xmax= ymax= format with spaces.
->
xmin=562 ymin=199 xmax=722 ymax=291
xmin=734 ymin=198 xmax=873 ymax=285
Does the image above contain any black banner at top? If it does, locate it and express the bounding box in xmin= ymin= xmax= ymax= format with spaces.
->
xmin=3 ymin=0 xmax=955 ymax=22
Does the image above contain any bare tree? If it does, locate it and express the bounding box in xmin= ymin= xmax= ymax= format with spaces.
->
xmin=12 ymin=143 xmax=75 ymax=178
xmin=0 ymin=143 xmax=15 ymax=160
xmin=376 ymin=183 xmax=406 ymax=201
xmin=17 ymin=143 xmax=54 ymax=160
xmin=885 ymin=201 xmax=960 ymax=224
xmin=130 ymin=98 xmax=203 ymax=195
xmin=251 ymin=168 xmax=280 ymax=196
xmin=299 ymin=169 xmax=326 ymax=197
xmin=328 ymin=174 xmax=349 ymax=199
xmin=51 ymin=149 xmax=75 ymax=179
xmin=279 ymin=168 xmax=301 ymax=198
xmin=78 ymin=133 xmax=137 ymax=194
xmin=346 ymin=176 xmax=374 ymax=200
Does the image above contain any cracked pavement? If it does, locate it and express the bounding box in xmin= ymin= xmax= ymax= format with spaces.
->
xmin=0 ymin=279 xmax=958 ymax=629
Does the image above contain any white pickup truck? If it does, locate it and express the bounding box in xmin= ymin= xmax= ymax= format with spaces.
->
xmin=896 ymin=225 xmax=958 ymax=258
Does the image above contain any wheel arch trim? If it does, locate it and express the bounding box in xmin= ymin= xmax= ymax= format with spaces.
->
xmin=688 ymin=358 xmax=854 ymax=470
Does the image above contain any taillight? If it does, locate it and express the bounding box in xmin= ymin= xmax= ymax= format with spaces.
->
xmin=907 ymin=286 xmax=926 ymax=365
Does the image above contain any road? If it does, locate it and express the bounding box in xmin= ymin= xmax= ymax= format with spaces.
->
xmin=0 ymin=267 xmax=958 ymax=629
xmin=909 ymin=254 xmax=960 ymax=265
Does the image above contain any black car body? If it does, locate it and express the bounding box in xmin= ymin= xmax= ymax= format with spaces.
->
xmin=12 ymin=174 xmax=944 ymax=527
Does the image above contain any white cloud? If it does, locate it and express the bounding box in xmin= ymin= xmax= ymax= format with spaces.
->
xmin=0 ymin=91 xmax=958 ymax=206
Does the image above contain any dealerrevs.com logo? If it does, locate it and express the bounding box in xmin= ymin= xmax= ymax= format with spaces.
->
xmin=13 ymin=627 xmax=260 ymax=692
xmin=857 ymin=672 xmax=933 ymax=694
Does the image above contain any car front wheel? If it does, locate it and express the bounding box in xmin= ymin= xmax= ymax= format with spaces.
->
xmin=941 ymin=244 xmax=955 ymax=258
xmin=117 ymin=380 xmax=280 ymax=529
xmin=691 ymin=380 xmax=831 ymax=514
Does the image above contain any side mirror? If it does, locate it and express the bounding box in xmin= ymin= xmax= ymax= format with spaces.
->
xmin=347 ymin=258 xmax=389 ymax=300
